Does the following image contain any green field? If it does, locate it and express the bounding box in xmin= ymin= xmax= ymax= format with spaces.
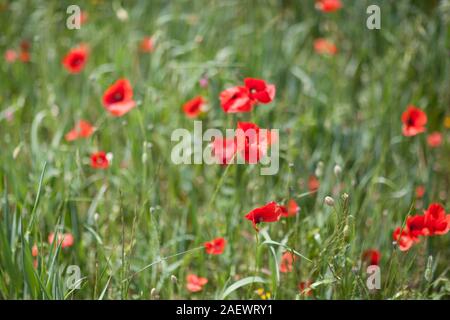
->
xmin=0 ymin=0 xmax=449 ymax=300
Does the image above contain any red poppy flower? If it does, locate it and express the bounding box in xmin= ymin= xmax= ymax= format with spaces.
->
xmin=204 ymin=237 xmax=226 ymax=255
xmin=245 ymin=201 xmax=283 ymax=231
xmin=235 ymin=122 xmax=273 ymax=163
xmin=48 ymin=232 xmax=74 ymax=249
xmin=392 ymin=227 xmax=414 ymax=251
xmin=80 ymin=11 xmax=89 ymax=25
xmin=91 ymin=151 xmax=110 ymax=169
xmin=62 ymin=44 xmax=89 ymax=74
xmin=140 ymin=36 xmax=154 ymax=53
xmin=220 ymin=86 xmax=254 ymax=113
xmin=298 ymin=280 xmax=313 ymax=296
xmin=183 ymin=96 xmax=206 ymax=118
xmin=65 ymin=120 xmax=95 ymax=141
xmin=415 ymin=185 xmax=425 ymax=198
xmin=280 ymin=199 xmax=300 ymax=217
xmin=4 ymin=49 xmax=17 ymax=63
xmin=186 ymin=274 xmax=208 ymax=292
xmin=315 ymin=0 xmax=342 ymax=12
xmin=102 ymin=78 xmax=136 ymax=117
xmin=424 ymin=203 xmax=449 ymax=236
xmin=19 ymin=50 xmax=30 ymax=63
xmin=211 ymin=137 xmax=237 ymax=165
xmin=280 ymin=251 xmax=296 ymax=273
xmin=401 ymin=105 xmax=427 ymax=136
xmin=427 ymin=132 xmax=442 ymax=148
xmin=406 ymin=214 xmax=428 ymax=239
xmin=361 ymin=249 xmax=381 ymax=266
xmin=244 ymin=78 xmax=276 ymax=104
xmin=314 ymin=38 xmax=337 ymax=55
xmin=308 ymin=175 xmax=320 ymax=192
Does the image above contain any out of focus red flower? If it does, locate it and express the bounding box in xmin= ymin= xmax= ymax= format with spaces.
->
xmin=245 ymin=201 xmax=283 ymax=231
xmin=211 ymin=137 xmax=237 ymax=165
xmin=236 ymin=122 xmax=273 ymax=163
xmin=4 ymin=49 xmax=17 ymax=63
xmin=315 ymin=0 xmax=342 ymax=12
xmin=220 ymin=86 xmax=254 ymax=113
xmin=19 ymin=51 xmax=30 ymax=63
xmin=424 ymin=203 xmax=449 ymax=236
xmin=186 ymin=274 xmax=208 ymax=292
xmin=139 ymin=36 xmax=154 ymax=53
xmin=280 ymin=251 xmax=296 ymax=273
xmin=393 ymin=227 xmax=414 ymax=251
xmin=62 ymin=44 xmax=89 ymax=74
xmin=244 ymin=78 xmax=276 ymax=104
xmin=298 ymin=280 xmax=313 ymax=296
xmin=80 ymin=11 xmax=89 ymax=25
xmin=280 ymin=199 xmax=300 ymax=217
xmin=65 ymin=120 xmax=95 ymax=141
xmin=32 ymin=244 xmax=38 ymax=257
xmin=204 ymin=237 xmax=226 ymax=255
xmin=102 ymin=78 xmax=136 ymax=117
xmin=427 ymin=132 xmax=442 ymax=148
xmin=308 ymin=175 xmax=320 ymax=192
xmin=48 ymin=232 xmax=74 ymax=249
xmin=361 ymin=249 xmax=381 ymax=266
xmin=91 ymin=151 xmax=110 ymax=169
xmin=401 ymin=105 xmax=427 ymax=136
xmin=393 ymin=203 xmax=449 ymax=251
xmin=314 ymin=38 xmax=337 ymax=55
xmin=415 ymin=185 xmax=425 ymax=198
xmin=183 ymin=96 xmax=206 ymax=118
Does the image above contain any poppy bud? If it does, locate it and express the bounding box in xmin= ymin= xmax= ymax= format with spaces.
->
xmin=150 ymin=288 xmax=159 ymax=299
xmin=171 ymin=275 xmax=178 ymax=284
xmin=334 ymin=164 xmax=342 ymax=177
xmin=324 ymin=196 xmax=335 ymax=207
xmin=341 ymin=193 xmax=349 ymax=201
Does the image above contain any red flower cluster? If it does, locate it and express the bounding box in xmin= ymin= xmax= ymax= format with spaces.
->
xmin=393 ymin=203 xmax=449 ymax=251
xmin=4 ymin=40 xmax=31 ymax=63
xmin=245 ymin=201 xmax=284 ymax=231
xmin=62 ymin=44 xmax=89 ymax=74
xmin=220 ymin=78 xmax=275 ymax=113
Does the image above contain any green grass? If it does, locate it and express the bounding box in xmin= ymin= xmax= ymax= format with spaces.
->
xmin=0 ymin=0 xmax=449 ymax=300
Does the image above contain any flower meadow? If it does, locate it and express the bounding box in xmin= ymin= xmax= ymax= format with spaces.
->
xmin=0 ymin=0 xmax=449 ymax=300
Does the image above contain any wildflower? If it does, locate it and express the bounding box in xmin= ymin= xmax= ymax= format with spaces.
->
xmin=204 ymin=237 xmax=226 ymax=255
xmin=90 ymin=151 xmax=110 ymax=169
xmin=186 ymin=274 xmax=208 ymax=292
xmin=308 ymin=175 xmax=320 ymax=192
xmin=315 ymin=0 xmax=342 ymax=12
xmin=314 ymin=38 xmax=337 ymax=55
xmin=415 ymin=185 xmax=425 ymax=198
xmin=182 ymin=96 xmax=206 ymax=118
xmin=211 ymin=137 xmax=237 ymax=165
xmin=245 ymin=201 xmax=283 ymax=231
xmin=62 ymin=44 xmax=89 ymax=74
xmin=280 ymin=251 xmax=296 ymax=273
xmin=220 ymin=86 xmax=254 ymax=113
xmin=298 ymin=281 xmax=313 ymax=296
xmin=427 ymin=132 xmax=442 ymax=148
xmin=4 ymin=49 xmax=17 ymax=63
xmin=361 ymin=249 xmax=381 ymax=266
xmin=423 ymin=203 xmax=449 ymax=236
xmin=139 ymin=36 xmax=154 ymax=53
xmin=102 ymin=78 xmax=136 ymax=116
xmin=244 ymin=78 xmax=276 ymax=104
xmin=65 ymin=120 xmax=95 ymax=141
xmin=401 ymin=105 xmax=427 ymax=137
xmin=280 ymin=199 xmax=300 ymax=217
xmin=48 ymin=232 xmax=74 ymax=249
